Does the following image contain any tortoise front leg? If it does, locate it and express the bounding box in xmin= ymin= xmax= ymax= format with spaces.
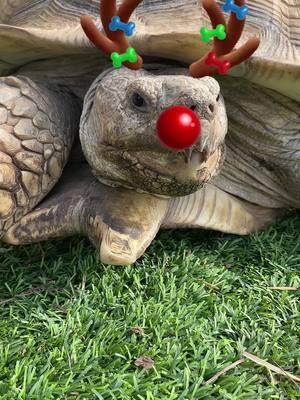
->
xmin=3 ymin=148 xmax=169 ymax=265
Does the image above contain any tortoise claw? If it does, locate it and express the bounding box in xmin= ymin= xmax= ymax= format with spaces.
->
xmin=99 ymin=226 xmax=148 ymax=265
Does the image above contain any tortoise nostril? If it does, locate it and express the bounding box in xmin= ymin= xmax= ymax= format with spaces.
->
xmin=190 ymin=104 xmax=197 ymax=112
xmin=208 ymin=103 xmax=215 ymax=113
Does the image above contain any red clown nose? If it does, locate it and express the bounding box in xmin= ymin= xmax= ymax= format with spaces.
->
xmin=156 ymin=105 xmax=201 ymax=151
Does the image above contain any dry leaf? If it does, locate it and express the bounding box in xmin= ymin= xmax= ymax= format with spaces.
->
xmin=134 ymin=356 xmax=155 ymax=369
xmin=129 ymin=326 xmax=145 ymax=337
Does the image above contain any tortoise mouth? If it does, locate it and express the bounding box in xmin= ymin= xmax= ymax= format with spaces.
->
xmin=98 ymin=144 xmax=224 ymax=197
xmin=122 ymin=148 xmax=210 ymax=177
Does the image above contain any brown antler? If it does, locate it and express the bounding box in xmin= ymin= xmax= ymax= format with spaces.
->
xmin=190 ymin=0 xmax=260 ymax=78
xmin=80 ymin=0 xmax=143 ymax=70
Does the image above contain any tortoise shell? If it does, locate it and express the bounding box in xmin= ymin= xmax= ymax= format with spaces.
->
xmin=0 ymin=0 xmax=299 ymax=100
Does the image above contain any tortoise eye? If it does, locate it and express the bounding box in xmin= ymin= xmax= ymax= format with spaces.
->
xmin=131 ymin=92 xmax=147 ymax=109
xmin=216 ymin=94 xmax=220 ymax=102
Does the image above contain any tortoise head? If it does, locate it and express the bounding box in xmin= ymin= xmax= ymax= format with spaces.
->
xmin=80 ymin=67 xmax=227 ymax=197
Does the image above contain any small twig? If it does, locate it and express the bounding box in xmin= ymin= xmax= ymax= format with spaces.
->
xmin=198 ymin=279 xmax=220 ymax=291
xmin=0 ymin=281 xmax=56 ymax=305
xmin=204 ymin=358 xmax=245 ymax=385
xmin=269 ymin=287 xmax=298 ymax=291
xmin=242 ymin=352 xmax=300 ymax=388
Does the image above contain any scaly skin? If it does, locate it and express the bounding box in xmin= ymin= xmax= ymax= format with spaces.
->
xmin=0 ymin=75 xmax=80 ymax=234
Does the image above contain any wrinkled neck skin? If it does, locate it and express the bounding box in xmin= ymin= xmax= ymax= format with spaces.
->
xmin=213 ymin=76 xmax=300 ymax=209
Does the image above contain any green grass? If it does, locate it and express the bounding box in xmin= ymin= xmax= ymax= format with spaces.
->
xmin=0 ymin=213 xmax=299 ymax=400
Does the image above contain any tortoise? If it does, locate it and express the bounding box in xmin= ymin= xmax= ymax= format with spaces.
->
xmin=0 ymin=0 xmax=299 ymax=265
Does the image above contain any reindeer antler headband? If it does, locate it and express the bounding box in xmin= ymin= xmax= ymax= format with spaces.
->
xmin=80 ymin=0 xmax=143 ymax=71
xmin=80 ymin=0 xmax=260 ymax=78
